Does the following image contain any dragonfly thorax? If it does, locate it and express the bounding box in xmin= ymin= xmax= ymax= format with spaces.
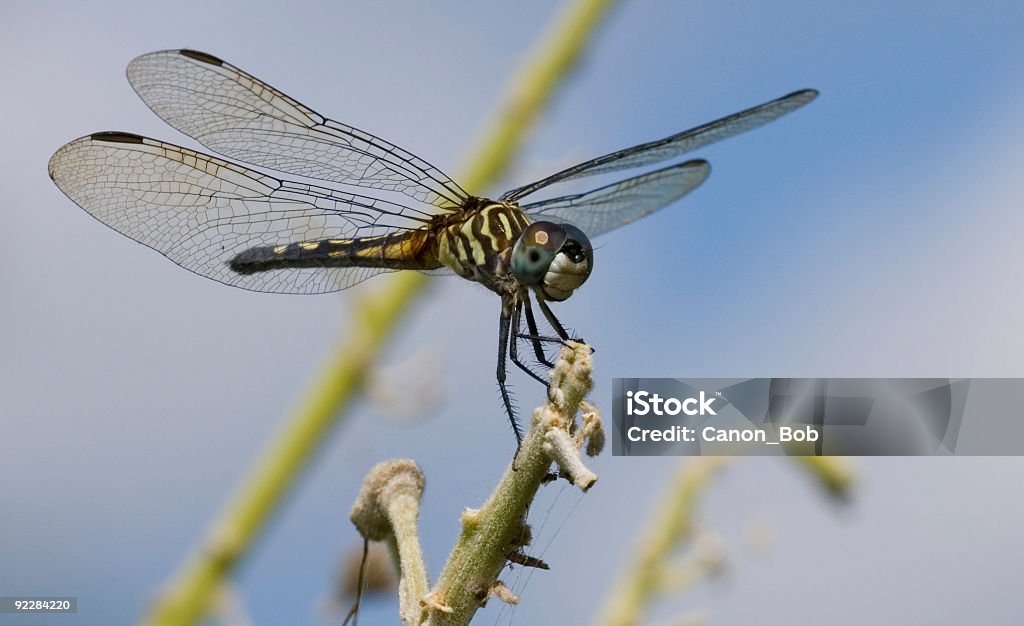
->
xmin=435 ymin=200 xmax=593 ymax=301
xmin=434 ymin=200 xmax=522 ymax=291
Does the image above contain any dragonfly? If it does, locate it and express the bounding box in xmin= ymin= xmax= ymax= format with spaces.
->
xmin=49 ymin=49 xmax=817 ymax=444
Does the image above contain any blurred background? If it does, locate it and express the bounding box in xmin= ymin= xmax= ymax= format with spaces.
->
xmin=3 ymin=1 xmax=1024 ymax=624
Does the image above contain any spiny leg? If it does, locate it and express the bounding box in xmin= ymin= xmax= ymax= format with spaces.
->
xmin=496 ymin=304 xmax=523 ymax=446
xmin=521 ymin=295 xmax=556 ymax=368
xmin=510 ymin=300 xmax=551 ymax=387
xmin=513 ymin=295 xmax=564 ymax=369
xmin=536 ymin=296 xmax=594 ymax=354
xmin=537 ymin=297 xmax=572 ymax=341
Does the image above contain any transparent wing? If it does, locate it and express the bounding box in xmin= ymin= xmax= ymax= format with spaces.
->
xmin=48 ymin=132 xmax=436 ymax=294
xmin=521 ymin=159 xmax=710 ymax=238
xmin=504 ymin=89 xmax=817 ymax=201
xmin=126 ymin=49 xmax=468 ymax=208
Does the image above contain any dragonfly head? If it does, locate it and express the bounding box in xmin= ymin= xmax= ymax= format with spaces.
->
xmin=511 ymin=221 xmax=593 ymax=301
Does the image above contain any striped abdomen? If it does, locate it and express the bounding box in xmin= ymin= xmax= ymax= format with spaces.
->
xmin=229 ymin=230 xmax=438 ymax=275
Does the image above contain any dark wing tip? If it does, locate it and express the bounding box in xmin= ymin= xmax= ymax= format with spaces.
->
xmin=89 ymin=131 xmax=146 ymax=144
xmin=179 ymin=49 xmax=225 ymax=66
xmin=790 ymin=88 xmax=820 ymax=103
xmin=681 ymin=158 xmax=712 ymax=186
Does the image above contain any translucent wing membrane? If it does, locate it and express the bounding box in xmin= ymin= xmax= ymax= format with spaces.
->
xmin=521 ymin=159 xmax=710 ymax=238
xmin=48 ymin=132 xmax=435 ymax=294
xmin=503 ymin=89 xmax=818 ymax=201
xmin=126 ymin=50 xmax=468 ymax=208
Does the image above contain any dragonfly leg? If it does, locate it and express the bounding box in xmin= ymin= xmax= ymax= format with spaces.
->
xmin=510 ymin=300 xmax=550 ymax=386
xmin=497 ymin=306 xmax=524 ymax=446
xmin=536 ymin=297 xmax=572 ymax=341
xmin=536 ymin=297 xmax=595 ymax=354
xmin=521 ymin=296 xmax=556 ymax=368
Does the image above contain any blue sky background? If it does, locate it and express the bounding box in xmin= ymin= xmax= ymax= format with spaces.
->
xmin=3 ymin=1 xmax=1024 ymax=624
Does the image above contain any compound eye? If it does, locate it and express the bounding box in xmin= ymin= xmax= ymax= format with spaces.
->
xmin=511 ymin=221 xmax=567 ymax=286
xmin=538 ymin=223 xmax=593 ymax=301
xmin=559 ymin=224 xmax=593 ymax=267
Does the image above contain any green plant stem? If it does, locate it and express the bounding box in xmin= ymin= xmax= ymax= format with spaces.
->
xmin=794 ymin=456 xmax=854 ymax=499
xmin=593 ymin=458 xmax=733 ymax=626
xmin=594 ymin=455 xmax=855 ymax=626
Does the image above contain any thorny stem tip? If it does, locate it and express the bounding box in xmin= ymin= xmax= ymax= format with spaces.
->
xmin=350 ymin=460 xmax=429 ymax=625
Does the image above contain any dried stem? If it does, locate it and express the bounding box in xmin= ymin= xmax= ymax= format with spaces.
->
xmin=425 ymin=342 xmax=602 ymax=626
